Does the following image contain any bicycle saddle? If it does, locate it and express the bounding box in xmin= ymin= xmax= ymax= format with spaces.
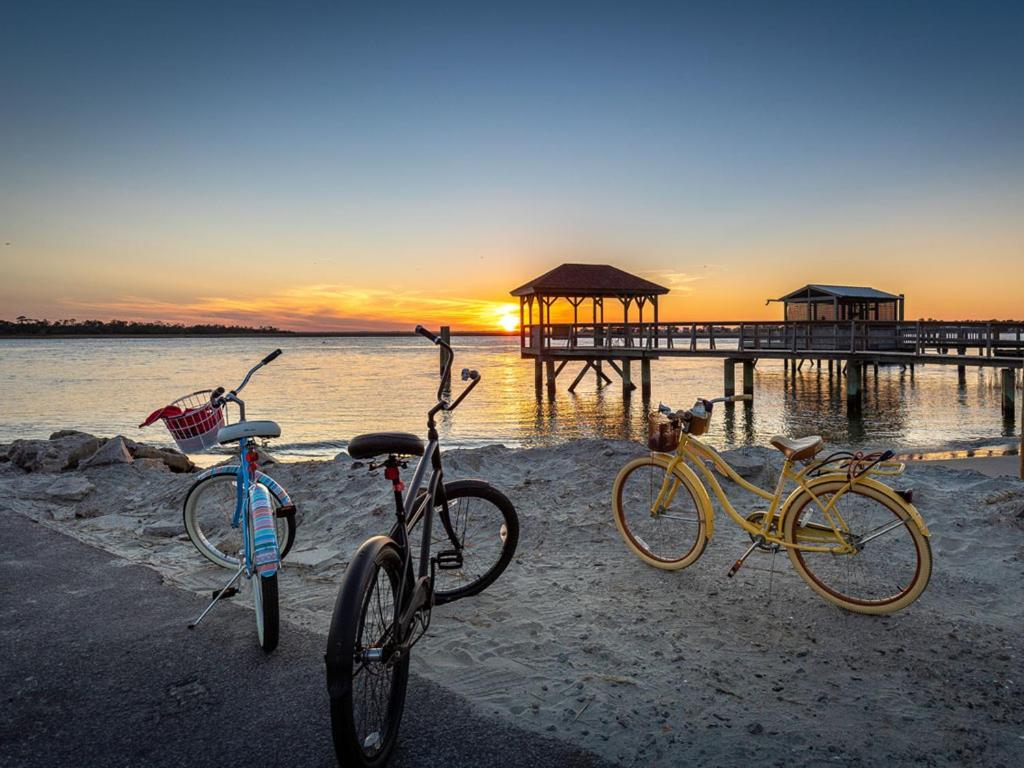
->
xmin=347 ymin=432 xmax=425 ymax=460
xmin=769 ymin=435 xmax=824 ymax=461
xmin=216 ymin=420 xmax=281 ymax=445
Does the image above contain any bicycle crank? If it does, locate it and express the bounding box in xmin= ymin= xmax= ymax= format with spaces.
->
xmin=745 ymin=512 xmax=782 ymax=552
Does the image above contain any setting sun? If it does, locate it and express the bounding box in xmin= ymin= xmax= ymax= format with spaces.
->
xmin=498 ymin=311 xmax=519 ymax=332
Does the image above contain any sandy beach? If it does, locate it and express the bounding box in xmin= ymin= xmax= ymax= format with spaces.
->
xmin=3 ymin=431 xmax=1022 ymax=767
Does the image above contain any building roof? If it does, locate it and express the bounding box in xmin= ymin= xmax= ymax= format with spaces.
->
xmin=773 ymin=284 xmax=902 ymax=302
xmin=510 ymin=263 xmax=670 ymax=298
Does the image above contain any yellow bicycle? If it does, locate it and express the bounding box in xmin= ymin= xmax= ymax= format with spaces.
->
xmin=612 ymin=395 xmax=932 ymax=614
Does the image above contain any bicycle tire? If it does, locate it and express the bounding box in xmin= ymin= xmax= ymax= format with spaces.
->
xmin=612 ymin=455 xmax=709 ymax=570
xmin=431 ymin=480 xmax=519 ymax=605
xmin=183 ymin=473 xmax=296 ymax=569
xmin=326 ymin=536 xmax=410 ymax=768
xmin=252 ymin=571 xmax=279 ymax=653
xmin=782 ymin=480 xmax=932 ymax=614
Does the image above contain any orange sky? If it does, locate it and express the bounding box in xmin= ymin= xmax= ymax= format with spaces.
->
xmin=3 ymin=239 xmax=1021 ymax=331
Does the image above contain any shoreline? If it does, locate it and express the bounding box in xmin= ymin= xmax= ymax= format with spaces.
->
xmin=3 ymin=432 xmax=1022 ymax=766
xmin=0 ymin=330 xmax=519 ymax=339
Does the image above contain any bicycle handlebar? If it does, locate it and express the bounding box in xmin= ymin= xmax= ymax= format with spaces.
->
xmin=415 ymin=325 xmax=441 ymax=345
xmin=210 ymin=350 xmax=284 ymax=407
xmin=415 ymin=325 xmax=479 ymax=420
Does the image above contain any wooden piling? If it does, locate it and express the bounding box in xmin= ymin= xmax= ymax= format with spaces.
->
xmin=641 ymin=359 xmax=652 ymax=400
xmin=743 ymin=360 xmax=754 ymax=398
xmin=545 ymin=360 xmax=556 ymax=397
xmin=847 ymin=360 xmax=863 ymax=414
xmin=724 ymin=359 xmax=736 ymax=397
xmin=1001 ymin=368 xmax=1015 ymax=419
xmin=621 ymin=359 xmax=632 ymax=396
xmin=534 ymin=359 xmax=543 ymax=396
xmin=440 ymin=325 xmax=451 ymax=388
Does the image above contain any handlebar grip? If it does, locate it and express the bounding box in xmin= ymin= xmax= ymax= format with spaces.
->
xmin=461 ymin=368 xmax=480 ymax=381
xmin=210 ymin=386 xmax=225 ymax=405
xmin=731 ymin=394 xmax=753 ymax=402
xmin=415 ymin=325 xmax=440 ymax=344
xmin=261 ymin=349 xmax=282 ymax=365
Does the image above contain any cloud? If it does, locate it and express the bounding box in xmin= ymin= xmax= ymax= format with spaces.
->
xmin=57 ymin=284 xmax=520 ymax=331
xmin=638 ymin=269 xmax=707 ymax=294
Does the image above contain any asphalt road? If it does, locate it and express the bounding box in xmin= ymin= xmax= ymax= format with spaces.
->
xmin=0 ymin=512 xmax=611 ymax=768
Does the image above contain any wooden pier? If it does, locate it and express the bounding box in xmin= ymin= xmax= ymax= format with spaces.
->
xmin=511 ymin=265 xmax=1023 ymax=420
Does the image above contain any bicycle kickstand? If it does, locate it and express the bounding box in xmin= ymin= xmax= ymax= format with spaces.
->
xmin=189 ymin=564 xmax=245 ymax=629
xmin=727 ymin=539 xmax=761 ymax=578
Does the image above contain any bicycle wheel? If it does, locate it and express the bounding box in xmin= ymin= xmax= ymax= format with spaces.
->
xmin=183 ymin=473 xmax=296 ymax=569
xmin=251 ymin=571 xmax=280 ymax=653
xmin=782 ymin=481 xmax=932 ymax=614
xmin=612 ymin=455 xmax=709 ymax=570
xmin=248 ymin=506 xmax=280 ymax=652
xmin=431 ymin=480 xmax=519 ymax=605
xmin=327 ymin=538 xmax=410 ymax=768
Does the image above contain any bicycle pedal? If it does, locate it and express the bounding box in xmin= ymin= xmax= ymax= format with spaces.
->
xmin=434 ymin=550 xmax=463 ymax=570
xmin=212 ymin=587 xmax=239 ymax=600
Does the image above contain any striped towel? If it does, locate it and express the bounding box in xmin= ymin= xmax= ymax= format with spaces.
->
xmin=250 ymin=484 xmax=280 ymax=577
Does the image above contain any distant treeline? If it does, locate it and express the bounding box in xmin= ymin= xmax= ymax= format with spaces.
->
xmin=1 ymin=317 xmax=290 ymax=336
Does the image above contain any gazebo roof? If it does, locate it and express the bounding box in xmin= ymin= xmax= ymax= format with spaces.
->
xmin=773 ymin=284 xmax=901 ymax=303
xmin=510 ymin=263 xmax=669 ymax=298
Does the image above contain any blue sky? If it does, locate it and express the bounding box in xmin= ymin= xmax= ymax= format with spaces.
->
xmin=2 ymin=1 xmax=1022 ymax=327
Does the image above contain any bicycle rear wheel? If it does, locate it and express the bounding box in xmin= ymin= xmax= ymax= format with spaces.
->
xmin=612 ymin=455 xmax=708 ymax=570
xmin=183 ymin=473 xmax=295 ymax=569
xmin=327 ymin=538 xmax=410 ymax=768
xmin=782 ymin=481 xmax=932 ymax=614
xmin=431 ymin=480 xmax=519 ymax=605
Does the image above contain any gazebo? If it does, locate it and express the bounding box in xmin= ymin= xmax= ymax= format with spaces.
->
xmin=770 ymin=284 xmax=905 ymax=322
xmin=511 ymin=263 xmax=670 ymax=350
xmin=510 ymin=263 xmax=670 ymax=396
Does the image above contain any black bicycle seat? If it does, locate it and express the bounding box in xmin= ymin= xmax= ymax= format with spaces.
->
xmin=347 ymin=432 xmax=425 ymax=460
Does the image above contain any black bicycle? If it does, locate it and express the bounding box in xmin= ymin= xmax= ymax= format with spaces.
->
xmin=325 ymin=326 xmax=520 ymax=767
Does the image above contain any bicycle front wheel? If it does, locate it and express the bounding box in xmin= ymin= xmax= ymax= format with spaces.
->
xmin=251 ymin=571 xmax=279 ymax=653
xmin=431 ymin=480 xmax=520 ymax=605
xmin=612 ymin=455 xmax=708 ymax=570
xmin=183 ymin=473 xmax=296 ymax=569
xmin=782 ymin=481 xmax=932 ymax=614
xmin=327 ymin=538 xmax=410 ymax=768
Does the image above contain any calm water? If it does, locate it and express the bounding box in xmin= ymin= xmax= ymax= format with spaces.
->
xmin=0 ymin=336 xmax=1019 ymax=462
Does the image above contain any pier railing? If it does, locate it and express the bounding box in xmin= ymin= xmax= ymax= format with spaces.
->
xmin=522 ymin=320 xmax=1024 ymax=358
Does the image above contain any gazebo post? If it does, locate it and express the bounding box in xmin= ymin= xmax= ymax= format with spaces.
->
xmin=653 ymin=295 xmax=659 ymax=348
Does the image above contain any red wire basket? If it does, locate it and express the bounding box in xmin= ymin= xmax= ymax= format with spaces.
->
xmin=159 ymin=390 xmax=227 ymax=453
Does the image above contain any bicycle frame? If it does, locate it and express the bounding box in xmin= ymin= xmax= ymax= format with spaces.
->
xmin=651 ymin=432 xmax=927 ymax=554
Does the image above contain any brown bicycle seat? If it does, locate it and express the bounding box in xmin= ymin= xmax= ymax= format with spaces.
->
xmin=769 ymin=435 xmax=824 ymax=461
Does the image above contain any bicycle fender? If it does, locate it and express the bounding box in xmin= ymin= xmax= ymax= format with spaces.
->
xmin=325 ymin=535 xmax=401 ymax=699
xmin=648 ymin=453 xmax=716 ymax=539
xmin=193 ymin=464 xmax=294 ymax=507
xmin=782 ymin=473 xmax=930 ymax=538
xmin=250 ymin=484 xmax=280 ymax=576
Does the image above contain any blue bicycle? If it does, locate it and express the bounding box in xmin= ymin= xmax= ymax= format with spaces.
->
xmin=142 ymin=350 xmax=295 ymax=652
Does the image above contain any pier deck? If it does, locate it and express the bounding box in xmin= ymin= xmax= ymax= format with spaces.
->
xmin=520 ymin=320 xmax=1024 ymax=417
